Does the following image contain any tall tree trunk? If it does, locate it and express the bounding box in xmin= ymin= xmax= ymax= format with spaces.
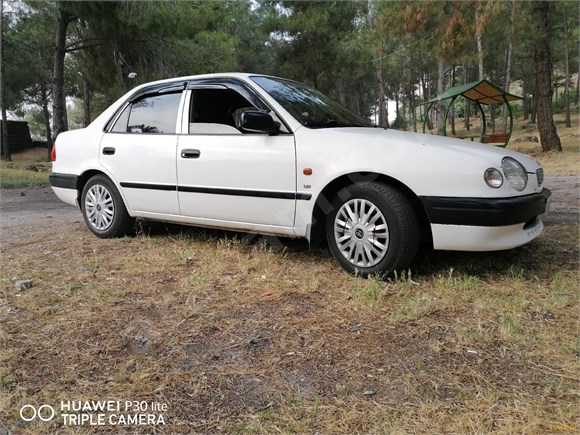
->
xmin=0 ymin=0 xmax=11 ymax=161
xmin=336 ymin=70 xmax=347 ymax=107
xmin=375 ymin=49 xmax=388 ymax=128
xmin=522 ymin=62 xmax=531 ymax=121
xmin=502 ymin=0 xmax=515 ymax=132
xmin=533 ymin=1 xmax=562 ymax=152
xmin=464 ymin=66 xmax=470 ymax=131
xmin=563 ymin=13 xmax=571 ymax=128
xmin=409 ymin=88 xmax=417 ymax=132
xmin=82 ymin=75 xmax=91 ymax=127
xmin=450 ymin=66 xmax=456 ymax=136
xmin=576 ymin=73 xmax=579 ymax=106
xmin=395 ymin=91 xmax=400 ymax=128
xmin=42 ymin=87 xmax=53 ymax=162
xmin=385 ymin=95 xmax=389 ymax=128
xmin=52 ymin=5 xmax=71 ymax=141
xmin=475 ymin=2 xmax=485 ymax=81
xmin=375 ymin=66 xmax=387 ymax=128
xmin=436 ymin=59 xmax=445 ymax=133
xmin=421 ymin=72 xmax=432 ymax=131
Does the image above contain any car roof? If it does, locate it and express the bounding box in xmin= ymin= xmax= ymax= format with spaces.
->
xmin=131 ymin=73 xmax=275 ymax=91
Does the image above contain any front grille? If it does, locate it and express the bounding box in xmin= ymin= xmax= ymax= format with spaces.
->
xmin=536 ymin=168 xmax=544 ymax=186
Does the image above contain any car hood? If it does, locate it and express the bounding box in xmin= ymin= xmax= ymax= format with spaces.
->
xmin=295 ymin=126 xmax=543 ymax=197
xmin=315 ymin=127 xmax=540 ymax=171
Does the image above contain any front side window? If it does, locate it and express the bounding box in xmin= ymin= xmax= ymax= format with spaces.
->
xmin=251 ymin=76 xmax=370 ymax=129
xmin=189 ymin=88 xmax=255 ymax=134
xmin=113 ymin=92 xmax=182 ymax=134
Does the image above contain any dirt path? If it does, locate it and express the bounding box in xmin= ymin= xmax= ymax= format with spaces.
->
xmin=543 ymin=174 xmax=580 ymax=224
xmin=0 ymin=175 xmax=577 ymax=244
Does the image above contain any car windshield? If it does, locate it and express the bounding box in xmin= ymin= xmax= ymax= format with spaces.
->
xmin=251 ymin=76 xmax=371 ymax=129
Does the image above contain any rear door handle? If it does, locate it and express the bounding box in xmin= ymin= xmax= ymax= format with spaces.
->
xmin=181 ymin=149 xmax=201 ymax=159
xmin=102 ymin=147 xmax=116 ymax=155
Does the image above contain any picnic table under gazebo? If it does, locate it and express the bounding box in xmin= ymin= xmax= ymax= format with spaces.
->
xmin=419 ymin=80 xmax=523 ymax=148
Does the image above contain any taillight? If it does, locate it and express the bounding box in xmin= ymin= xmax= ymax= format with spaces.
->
xmin=51 ymin=143 xmax=56 ymax=161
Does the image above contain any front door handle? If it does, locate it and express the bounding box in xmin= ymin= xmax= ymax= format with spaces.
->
xmin=181 ymin=149 xmax=201 ymax=159
xmin=102 ymin=147 xmax=116 ymax=155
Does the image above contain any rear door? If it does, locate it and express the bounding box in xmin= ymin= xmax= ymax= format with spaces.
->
xmin=99 ymin=88 xmax=184 ymax=215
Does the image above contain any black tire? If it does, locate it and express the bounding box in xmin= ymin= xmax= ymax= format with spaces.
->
xmin=325 ymin=182 xmax=419 ymax=277
xmin=81 ymin=175 xmax=134 ymax=238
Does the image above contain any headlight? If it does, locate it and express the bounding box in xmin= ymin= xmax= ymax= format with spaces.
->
xmin=501 ymin=157 xmax=528 ymax=191
xmin=484 ymin=168 xmax=503 ymax=188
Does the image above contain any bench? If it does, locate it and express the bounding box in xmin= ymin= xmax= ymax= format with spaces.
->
xmin=457 ymin=133 xmax=509 ymax=147
xmin=481 ymin=133 xmax=508 ymax=144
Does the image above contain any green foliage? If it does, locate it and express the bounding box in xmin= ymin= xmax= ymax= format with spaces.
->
xmin=3 ymin=0 xmax=578 ymax=134
xmin=4 ymin=3 xmax=54 ymax=108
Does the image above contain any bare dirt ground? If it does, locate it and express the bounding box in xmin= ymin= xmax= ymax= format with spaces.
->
xmin=1 ymin=174 xmax=577 ymax=240
xmin=543 ymin=174 xmax=580 ymax=224
xmin=0 ymin=178 xmax=578 ymax=434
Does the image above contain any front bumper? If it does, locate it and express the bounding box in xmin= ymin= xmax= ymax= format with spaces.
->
xmin=420 ymin=188 xmax=551 ymax=227
xmin=430 ymin=218 xmax=544 ymax=251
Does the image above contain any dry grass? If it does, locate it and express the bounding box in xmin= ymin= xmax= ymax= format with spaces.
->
xmin=0 ymin=148 xmax=50 ymax=188
xmin=1 ymin=218 xmax=578 ymax=434
xmin=509 ymin=114 xmax=580 ymax=175
xmin=1 ymin=112 xmax=578 ymax=433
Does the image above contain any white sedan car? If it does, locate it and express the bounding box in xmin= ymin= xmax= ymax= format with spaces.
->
xmin=50 ymin=73 xmax=550 ymax=276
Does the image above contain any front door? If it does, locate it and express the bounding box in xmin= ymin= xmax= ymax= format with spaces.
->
xmin=176 ymin=85 xmax=297 ymax=229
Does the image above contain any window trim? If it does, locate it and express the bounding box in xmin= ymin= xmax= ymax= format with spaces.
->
xmin=104 ymin=82 xmax=188 ymax=133
xmin=105 ymin=90 xmax=186 ymax=135
xmin=104 ymin=76 xmax=295 ymax=135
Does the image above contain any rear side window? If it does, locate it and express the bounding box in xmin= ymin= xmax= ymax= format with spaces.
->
xmin=111 ymin=92 xmax=182 ymax=134
xmin=110 ymin=105 xmax=130 ymax=133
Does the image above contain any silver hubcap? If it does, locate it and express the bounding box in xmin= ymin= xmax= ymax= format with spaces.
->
xmin=85 ymin=184 xmax=114 ymax=231
xmin=334 ymin=198 xmax=389 ymax=268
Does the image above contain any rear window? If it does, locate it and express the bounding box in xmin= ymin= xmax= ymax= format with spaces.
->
xmin=111 ymin=92 xmax=182 ymax=134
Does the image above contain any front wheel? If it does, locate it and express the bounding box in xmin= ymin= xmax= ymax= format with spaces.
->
xmin=326 ymin=182 xmax=419 ymax=277
xmin=81 ymin=175 xmax=134 ymax=238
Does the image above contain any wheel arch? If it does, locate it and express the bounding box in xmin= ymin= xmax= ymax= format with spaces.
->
xmin=75 ymin=170 xmax=128 ymax=212
xmin=310 ymin=172 xmax=433 ymax=248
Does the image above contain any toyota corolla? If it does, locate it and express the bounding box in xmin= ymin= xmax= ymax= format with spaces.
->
xmin=50 ymin=73 xmax=550 ymax=276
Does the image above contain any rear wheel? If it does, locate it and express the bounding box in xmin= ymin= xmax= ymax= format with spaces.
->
xmin=81 ymin=175 xmax=134 ymax=238
xmin=326 ymin=182 xmax=419 ymax=277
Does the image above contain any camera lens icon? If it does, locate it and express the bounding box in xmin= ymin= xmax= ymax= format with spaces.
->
xmin=19 ymin=404 xmax=55 ymax=422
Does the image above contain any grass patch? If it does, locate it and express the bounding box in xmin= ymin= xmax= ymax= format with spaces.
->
xmin=1 ymin=218 xmax=578 ymax=434
xmin=0 ymin=147 xmax=50 ymax=188
xmin=509 ymin=113 xmax=580 ymax=175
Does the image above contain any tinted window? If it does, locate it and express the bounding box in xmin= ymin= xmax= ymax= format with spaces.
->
xmin=127 ymin=93 xmax=182 ymax=134
xmin=190 ymin=89 xmax=254 ymax=125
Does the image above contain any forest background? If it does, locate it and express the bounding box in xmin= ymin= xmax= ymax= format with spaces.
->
xmin=1 ymin=0 xmax=578 ymax=159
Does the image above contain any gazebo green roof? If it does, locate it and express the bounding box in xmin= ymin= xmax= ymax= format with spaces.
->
xmin=419 ymin=80 xmax=523 ymax=148
xmin=420 ymin=79 xmax=523 ymax=106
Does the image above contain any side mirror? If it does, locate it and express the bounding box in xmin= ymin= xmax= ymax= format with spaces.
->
xmin=240 ymin=110 xmax=279 ymax=134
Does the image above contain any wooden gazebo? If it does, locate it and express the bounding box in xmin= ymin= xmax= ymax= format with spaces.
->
xmin=419 ymin=80 xmax=523 ymax=148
